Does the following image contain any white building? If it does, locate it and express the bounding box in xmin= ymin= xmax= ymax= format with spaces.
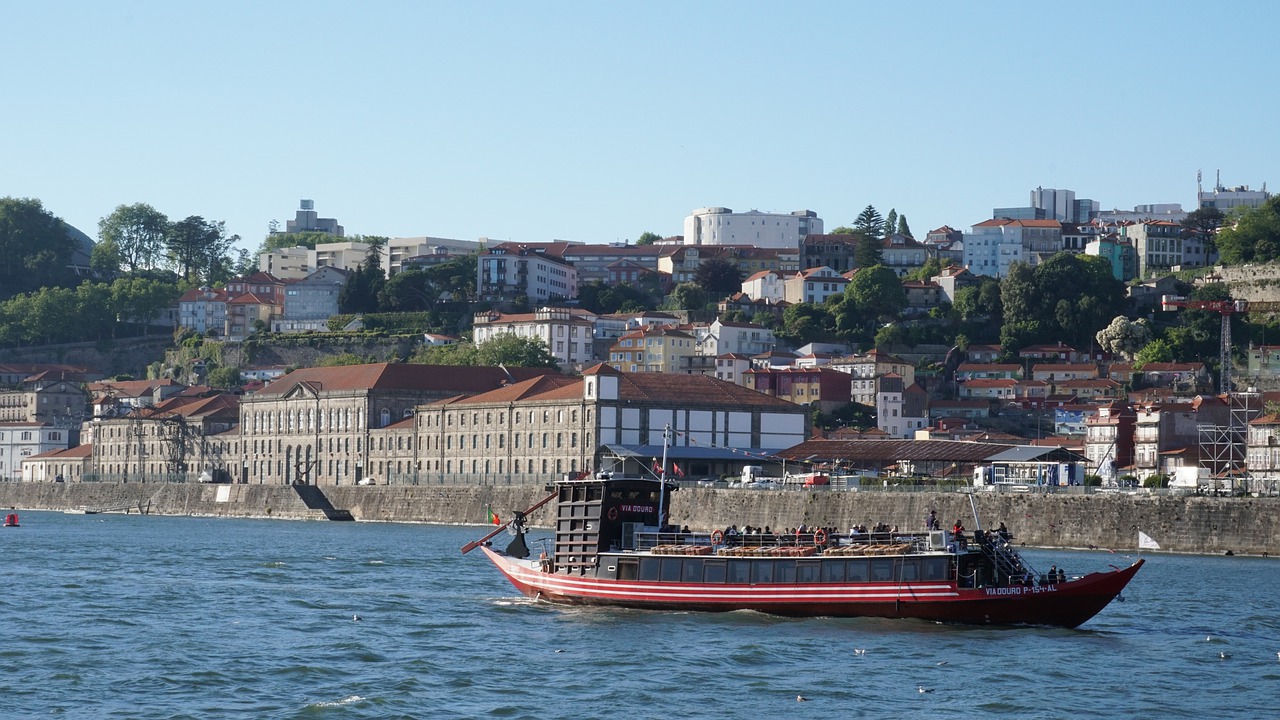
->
xmin=384 ymin=236 xmax=482 ymax=277
xmin=472 ymin=307 xmax=598 ymax=370
xmin=274 ymin=267 xmax=348 ymax=333
xmin=741 ymin=270 xmax=786 ymax=303
xmin=1198 ymin=179 xmax=1270 ymax=212
xmin=177 ymin=287 xmax=230 ymax=335
xmin=683 ymin=207 xmax=822 ymax=248
xmin=703 ymin=319 xmax=776 ymax=357
xmin=284 ymin=199 xmax=343 ymax=236
xmin=477 ymin=245 xmax=579 ymax=302
xmin=0 ymin=422 xmax=69 ymax=481
xmin=963 ymin=219 xmax=1062 ymax=278
xmin=783 ymin=266 xmax=848 ymax=304
xmin=258 ymin=246 xmax=312 ymax=279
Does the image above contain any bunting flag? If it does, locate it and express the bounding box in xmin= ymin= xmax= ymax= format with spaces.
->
xmin=672 ymin=462 xmax=685 ymax=478
xmin=486 ymin=505 xmax=500 ymax=525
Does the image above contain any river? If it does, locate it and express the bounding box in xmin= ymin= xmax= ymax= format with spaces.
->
xmin=2 ymin=511 xmax=1277 ymax=718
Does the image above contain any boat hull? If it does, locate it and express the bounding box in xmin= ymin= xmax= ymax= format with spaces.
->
xmin=481 ymin=547 xmax=1142 ymax=628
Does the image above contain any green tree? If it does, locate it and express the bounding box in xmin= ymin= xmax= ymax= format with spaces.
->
xmin=0 ymin=197 xmax=79 ymax=300
xmin=833 ymin=265 xmax=905 ymax=341
xmin=411 ymin=335 xmax=560 ymax=369
xmin=884 ymin=209 xmax=898 ymax=238
xmin=1133 ymin=339 xmax=1174 ymax=368
xmin=999 ymin=254 xmax=1126 ymax=350
xmin=853 ymin=205 xmax=885 ymax=239
xmin=1180 ymin=206 xmax=1226 ymax=254
xmin=778 ymin=303 xmax=834 ymax=346
xmin=897 ymin=214 xmax=912 ymax=238
xmin=693 ymin=256 xmax=742 ymax=295
xmin=110 ymin=277 xmax=182 ymax=336
xmin=98 ymin=203 xmax=169 ymax=273
xmin=668 ymin=282 xmax=709 ymax=311
xmin=75 ymin=282 xmax=116 ymax=340
xmin=165 ymin=216 xmax=236 ymax=283
xmin=340 ymin=240 xmax=387 ymax=314
xmin=206 ymin=365 xmax=242 ymax=388
xmin=257 ymin=230 xmax=337 ymax=255
xmin=635 ymin=231 xmax=662 ymax=246
xmin=378 ymin=269 xmax=435 ymax=312
xmin=1215 ymin=196 xmax=1280 ymax=264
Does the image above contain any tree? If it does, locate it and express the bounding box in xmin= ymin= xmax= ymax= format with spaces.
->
xmin=1215 ymin=196 xmax=1280 ymax=264
xmin=165 ymin=216 xmax=236 ymax=283
xmin=854 ymin=232 xmax=884 ymax=268
xmin=853 ymin=205 xmax=885 ymax=239
xmin=668 ymin=282 xmax=708 ymax=312
xmin=411 ymin=335 xmax=560 ymax=369
xmin=693 ymin=256 xmax=742 ymax=295
xmin=778 ymin=303 xmax=834 ymax=346
xmin=832 ymin=265 xmax=905 ymax=341
xmin=635 ymin=231 xmax=662 ymax=246
xmin=339 ymin=240 xmax=387 ymax=314
xmin=1133 ymin=339 xmax=1174 ymax=368
xmin=98 ymin=203 xmax=169 ymax=273
xmin=999 ymin=254 xmax=1126 ymax=350
xmin=378 ymin=269 xmax=435 ymax=312
xmin=884 ymin=209 xmax=898 ymax=238
xmin=1181 ymin=206 xmax=1226 ymax=253
xmin=1095 ymin=316 xmax=1153 ymax=361
xmin=0 ymin=197 xmax=79 ymax=301
xmin=110 ymin=277 xmax=182 ymax=335
xmin=257 ymin=230 xmax=337 ymax=255
xmin=206 ymin=366 xmax=243 ymax=389
xmin=897 ymin=214 xmax=912 ymax=238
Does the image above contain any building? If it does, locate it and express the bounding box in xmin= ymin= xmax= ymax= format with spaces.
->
xmin=783 ymin=266 xmax=848 ymax=304
xmin=830 ymin=349 xmax=915 ymax=406
xmin=283 ymin=199 xmax=343 ymax=236
xmin=741 ymin=270 xmax=786 ymax=303
xmin=273 ymin=266 xmax=348 ymax=333
xmin=472 ymin=308 xmax=598 ymax=371
xmin=658 ymin=245 xmax=800 ymax=286
xmin=955 ymin=364 xmax=1023 ymax=382
xmin=607 ymin=325 xmax=698 ymax=374
xmin=1029 ymin=187 xmax=1097 ymax=223
xmin=1083 ymin=401 xmax=1136 ymax=483
xmin=177 ymin=287 xmax=231 ymax=336
xmin=703 ymin=319 xmax=776 ymax=357
xmin=22 ymin=444 xmax=92 ymax=483
xmin=683 ymin=207 xmax=822 ymax=248
xmin=1132 ymin=396 xmax=1229 ymax=477
xmin=238 ymin=363 xmax=559 ymax=486
xmin=963 ymin=219 xmax=1063 ymax=278
xmin=383 ymin=236 xmax=481 ymax=277
xmin=901 ymin=280 xmax=943 ymax=315
xmin=0 ymin=422 xmax=74 ymax=481
xmin=416 ymin=364 xmax=809 ymax=484
xmin=1245 ymin=413 xmax=1280 ymax=490
xmin=257 ymin=246 xmax=311 ymax=279
xmin=0 ymin=373 xmax=88 ymax=426
xmin=1198 ymin=178 xmax=1270 ymax=212
xmin=874 ymin=374 xmax=929 ymax=438
xmin=477 ymin=244 xmax=579 ymax=302
xmin=313 ymin=241 xmax=372 ymax=273
xmin=742 ymin=367 xmax=852 ymax=413
xmin=930 ymin=265 xmax=979 ymax=303
xmin=1085 ymin=233 xmax=1139 ymax=282
xmin=88 ymin=394 xmax=241 ymax=483
xmin=881 ymin=234 xmax=929 ymax=276
xmin=1123 ymin=220 xmax=1197 ymax=278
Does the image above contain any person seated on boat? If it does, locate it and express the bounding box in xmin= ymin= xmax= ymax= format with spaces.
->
xmin=925 ymin=510 xmax=940 ymax=531
xmin=763 ymin=525 xmax=772 ymax=537
xmin=1057 ymin=567 xmax=1066 ymax=584
xmin=997 ymin=522 xmax=1011 ymax=541
xmin=952 ymin=520 xmax=967 ymax=548
xmin=680 ymin=525 xmax=690 ymax=534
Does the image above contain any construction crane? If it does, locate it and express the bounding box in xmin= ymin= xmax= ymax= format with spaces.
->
xmin=1160 ymin=295 xmax=1280 ymax=394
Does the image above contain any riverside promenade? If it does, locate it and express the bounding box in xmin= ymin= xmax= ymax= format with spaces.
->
xmin=2 ymin=482 xmax=1276 ymax=557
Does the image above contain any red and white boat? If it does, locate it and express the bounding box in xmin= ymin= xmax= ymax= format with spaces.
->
xmin=465 ymin=476 xmax=1142 ymax=628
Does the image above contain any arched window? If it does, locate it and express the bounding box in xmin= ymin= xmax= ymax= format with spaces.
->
xmin=380 ymin=408 xmax=391 ymax=427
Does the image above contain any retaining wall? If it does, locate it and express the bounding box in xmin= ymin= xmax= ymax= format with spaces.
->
xmin=2 ymin=484 xmax=1276 ymax=556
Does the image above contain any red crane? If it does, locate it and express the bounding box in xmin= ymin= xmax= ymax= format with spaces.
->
xmin=1160 ymin=295 xmax=1280 ymax=394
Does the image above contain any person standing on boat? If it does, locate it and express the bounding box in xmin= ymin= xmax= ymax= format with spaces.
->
xmin=925 ymin=510 xmax=939 ymax=531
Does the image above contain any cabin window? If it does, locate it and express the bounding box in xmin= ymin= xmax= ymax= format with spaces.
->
xmin=923 ymin=558 xmax=949 ymax=581
xmin=751 ymin=560 xmax=775 ymax=584
xmin=871 ymin=559 xmax=894 ymax=581
xmin=681 ymin=559 xmax=704 ymax=582
xmin=797 ymin=561 xmax=820 ymax=584
xmin=821 ymin=560 xmax=846 ymax=583
xmin=638 ymin=559 xmax=660 ymax=581
xmin=703 ymin=560 xmax=726 ymax=584
xmin=728 ymin=560 xmax=751 ymax=584
xmin=587 ymin=486 xmax=603 ymax=502
xmin=899 ymin=559 xmax=920 ymax=582
xmin=660 ymin=559 xmax=682 ymax=582
xmin=775 ymin=561 xmax=797 ymax=583
xmin=847 ymin=559 xmax=870 ymax=581
xmin=618 ymin=560 xmax=638 ymax=581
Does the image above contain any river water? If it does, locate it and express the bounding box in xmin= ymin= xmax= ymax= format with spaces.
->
xmin=2 ymin=511 xmax=1278 ymax=719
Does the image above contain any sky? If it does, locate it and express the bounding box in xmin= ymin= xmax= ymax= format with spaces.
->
xmin=5 ymin=1 xmax=1278 ymax=255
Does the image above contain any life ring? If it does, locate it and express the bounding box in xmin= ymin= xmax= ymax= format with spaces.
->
xmin=607 ymin=506 xmax=619 ymax=521
xmin=711 ymin=530 xmax=724 ymax=545
xmin=814 ymin=529 xmax=827 ymax=545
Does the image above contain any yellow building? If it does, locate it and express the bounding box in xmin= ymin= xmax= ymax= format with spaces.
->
xmin=607 ymin=325 xmax=698 ymax=374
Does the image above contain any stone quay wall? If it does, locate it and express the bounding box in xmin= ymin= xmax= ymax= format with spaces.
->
xmin=2 ymin=484 xmax=1277 ymax=556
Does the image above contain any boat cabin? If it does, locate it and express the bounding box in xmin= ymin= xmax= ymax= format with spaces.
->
xmin=550 ymin=475 xmax=675 ymax=575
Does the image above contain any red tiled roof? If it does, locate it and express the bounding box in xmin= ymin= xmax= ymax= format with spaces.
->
xmin=258 ymin=363 xmax=557 ymax=396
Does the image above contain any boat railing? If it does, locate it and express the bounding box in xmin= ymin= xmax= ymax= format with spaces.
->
xmin=631 ymin=530 xmax=948 ymax=554
xmin=972 ymin=530 xmax=1039 ymax=585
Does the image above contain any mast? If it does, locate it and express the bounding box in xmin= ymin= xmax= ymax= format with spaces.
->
xmin=658 ymin=424 xmax=670 ymax=530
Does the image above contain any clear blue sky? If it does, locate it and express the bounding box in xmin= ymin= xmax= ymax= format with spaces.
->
xmin=5 ymin=1 xmax=1277 ymax=254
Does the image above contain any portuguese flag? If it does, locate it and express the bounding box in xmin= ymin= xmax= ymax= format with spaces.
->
xmin=486 ymin=505 xmax=501 ymax=525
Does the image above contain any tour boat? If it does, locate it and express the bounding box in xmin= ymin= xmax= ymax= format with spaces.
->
xmin=464 ymin=475 xmax=1143 ymax=628
xmin=4 ymin=513 xmax=18 ymax=527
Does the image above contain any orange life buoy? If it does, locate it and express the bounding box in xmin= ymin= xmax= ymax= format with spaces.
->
xmin=814 ymin=529 xmax=827 ymax=545
xmin=607 ymin=506 xmax=619 ymax=521
xmin=711 ymin=530 xmax=724 ymax=545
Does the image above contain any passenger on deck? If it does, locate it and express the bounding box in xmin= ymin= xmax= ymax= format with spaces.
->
xmin=680 ymin=525 xmax=690 ymax=534
xmin=1057 ymin=567 xmax=1066 ymax=584
xmin=997 ymin=522 xmax=1011 ymax=541
xmin=1047 ymin=565 xmax=1058 ymax=584
xmin=952 ymin=520 xmax=967 ymax=549
xmin=925 ymin=510 xmax=940 ymax=531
